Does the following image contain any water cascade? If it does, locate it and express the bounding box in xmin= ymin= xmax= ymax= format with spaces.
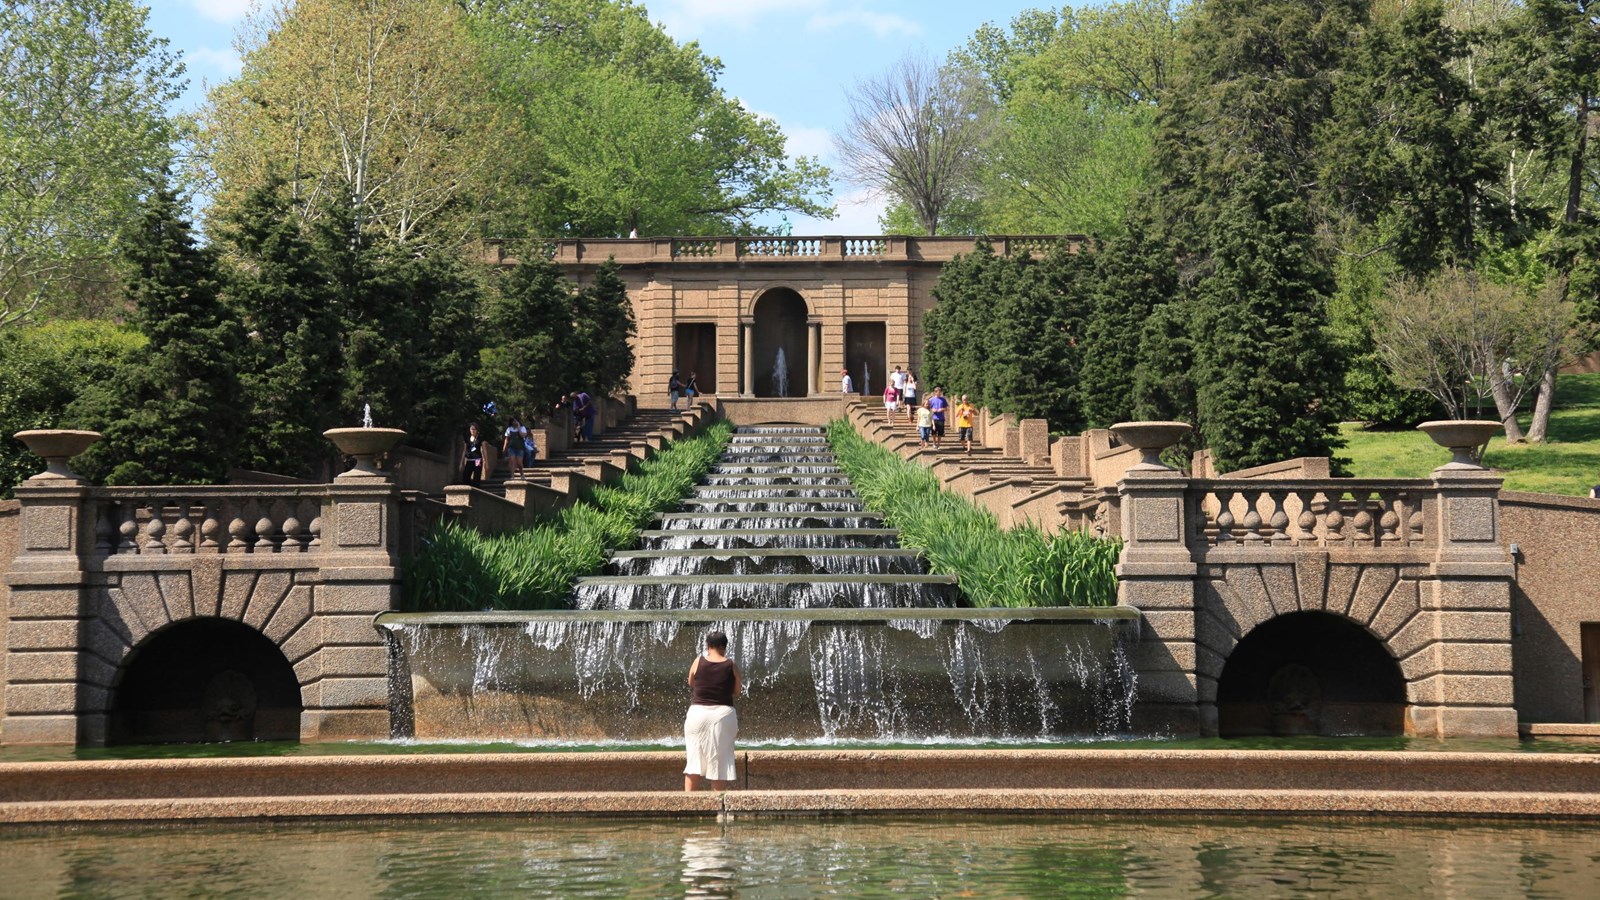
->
xmin=382 ymin=425 xmax=1138 ymax=743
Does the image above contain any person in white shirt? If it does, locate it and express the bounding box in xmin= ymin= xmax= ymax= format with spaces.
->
xmin=841 ymin=369 xmax=853 ymax=394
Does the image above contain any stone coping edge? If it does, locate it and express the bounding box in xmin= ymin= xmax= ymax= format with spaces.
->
xmin=2 ymin=749 xmax=1599 ymax=824
xmin=374 ymin=607 xmax=1141 ymax=626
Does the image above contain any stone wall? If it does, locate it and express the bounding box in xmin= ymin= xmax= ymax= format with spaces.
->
xmin=0 ymin=500 xmax=16 ymax=731
xmin=1499 ymin=491 xmax=1600 ymax=723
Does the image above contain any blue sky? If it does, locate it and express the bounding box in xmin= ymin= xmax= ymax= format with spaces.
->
xmin=144 ymin=0 xmax=1048 ymax=234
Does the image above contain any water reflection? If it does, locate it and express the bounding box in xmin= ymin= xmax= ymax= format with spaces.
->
xmin=2 ymin=815 xmax=1598 ymax=898
xmin=680 ymin=830 xmax=736 ymax=899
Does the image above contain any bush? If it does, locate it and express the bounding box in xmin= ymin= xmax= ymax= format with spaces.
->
xmin=827 ymin=420 xmax=1119 ymax=607
xmin=403 ymin=421 xmax=731 ymax=610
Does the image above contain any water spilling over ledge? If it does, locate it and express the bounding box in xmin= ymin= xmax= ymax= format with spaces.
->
xmin=380 ymin=608 xmax=1140 ymax=742
xmin=387 ymin=424 xmax=1141 ymax=743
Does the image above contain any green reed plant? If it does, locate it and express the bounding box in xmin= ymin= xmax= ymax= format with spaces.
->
xmin=403 ymin=421 xmax=733 ymax=611
xmin=827 ymin=419 xmax=1120 ymax=607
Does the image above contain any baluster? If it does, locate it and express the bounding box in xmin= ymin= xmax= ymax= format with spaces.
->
xmin=282 ymin=513 xmax=306 ymax=553
xmin=255 ymin=515 xmax=280 ymax=553
xmin=141 ymin=503 xmax=167 ymax=554
xmin=1351 ymin=492 xmax=1375 ymax=545
xmin=199 ymin=513 xmax=222 ymax=554
xmin=228 ymin=517 xmax=252 ymax=553
xmin=1378 ymin=493 xmax=1402 ymax=546
xmin=1404 ymin=492 xmax=1425 ymax=544
xmin=1311 ymin=494 xmax=1343 ymax=544
xmin=1240 ymin=490 xmax=1264 ymax=542
xmin=169 ymin=498 xmax=195 ymax=553
xmin=1214 ymin=489 xmax=1236 ymax=545
xmin=1294 ymin=491 xmax=1318 ymax=546
xmin=117 ymin=503 xmax=140 ymax=554
xmin=1265 ymin=491 xmax=1289 ymax=544
xmin=308 ymin=516 xmax=322 ymax=551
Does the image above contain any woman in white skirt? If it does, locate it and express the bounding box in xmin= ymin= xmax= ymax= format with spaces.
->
xmin=684 ymin=630 xmax=741 ymax=791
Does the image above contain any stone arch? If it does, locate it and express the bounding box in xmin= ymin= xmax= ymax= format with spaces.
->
xmin=1194 ymin=560 xmax=1430 ymax=735
xmin=85 ymin=567 xmax=318 ymax=743
xmin=108 ymin=617 xmax=303 ymax=744
xmin=750 ymin=287 xmax=810 ymax=397
xmin=1215 ymin=611 xmax=1407 ymax=736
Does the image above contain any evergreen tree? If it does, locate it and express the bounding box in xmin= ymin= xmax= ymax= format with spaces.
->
xmin=480 ymin=255 xmax=580 ymax=419
xmin=324 ymin=204 xmax=482 ymax=450
xmin=1079 ymin=215 xmax=1177 ymax=427
xmin=220 ymin=178 xmax=343 ymax=477
xmin=1130 ymin=300 xmax=1197 ymax=430
xmin=1318 ymin=0 xmax=1506 ymax=276
xmin=987 ymin=243 xmax=1093 ymax=429
xmin=924 ymin=240 xmax=1006 ymax=408
xmin=1191 ymin=169 xmax=1345 ymax=472
xmin=571 ymin=258 xmax=636 ymax=398
xmin=70 ymin=185 xmax=244 ymax=484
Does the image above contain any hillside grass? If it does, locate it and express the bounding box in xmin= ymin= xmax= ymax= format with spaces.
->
xmin=1341 ymin=373 xmax=1600 ymax=496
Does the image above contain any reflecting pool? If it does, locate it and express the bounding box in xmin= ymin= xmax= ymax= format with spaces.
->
xmin=2 ymin=815 xmax=1598 ymax=898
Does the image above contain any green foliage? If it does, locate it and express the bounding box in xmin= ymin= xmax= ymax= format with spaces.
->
xmin=68 ymin=185 xmax=244 ymax=485
xmin=1190 ymin=169 xmax=1346 ymax=472
xmin=827 ymin=420 xmax=1120 ymax=608
xmin=469 ymin=0 xmax=832 ymax=236
xmin=571 ymin=259 xmax=636 ymax=398
xmin=220 ymin=179 xmax=344 ymax=475
xmin=323 ymin=209 xmax=483 ymax=452
xmin=1318 ymin=0 xmax=1507 ymax=276
xmin=403 ymin=421 xmax=732 ymax=611
xmin=0 ymin=320 xmax=143 ymax=496
xmin=1079 ymin=214 xmax=1178 ymax=427
xmin=0 ymin=0 xmax=182 ymax=327
xmin=924 ymin=240 xmax=1091 ymax=428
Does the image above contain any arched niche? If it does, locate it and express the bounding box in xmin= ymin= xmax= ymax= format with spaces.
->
xmin=750 ymin=288 xmax=809 ymax=397
xmin=1216 ymin=611 xmax=1406 ymax=737
xmin=109 ymin=618 xmax=304 ymax=745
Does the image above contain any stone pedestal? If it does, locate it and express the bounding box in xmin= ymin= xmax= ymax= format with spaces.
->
xmin=1117 ymin=467 xmax=1203 ymax=736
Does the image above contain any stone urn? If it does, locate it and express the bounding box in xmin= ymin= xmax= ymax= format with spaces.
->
xmin=1416 ymin=420 xmax=1500 ymax=470
xmin=1110 ymin=421 xmax=1193 ymax=471
xmin=324 ymin=427 xmax=407 ymax=480
xmin=13 ymin=429 xmax=101 ymax=482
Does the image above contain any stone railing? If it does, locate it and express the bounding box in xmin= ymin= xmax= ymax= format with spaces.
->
xmin=90 ymin=487 xmax=329 ymax=557
xmin=481 ymin=235 xmax=1087 ymax=268
xmin=1186 ymin=480 xmax=1433 ymax=551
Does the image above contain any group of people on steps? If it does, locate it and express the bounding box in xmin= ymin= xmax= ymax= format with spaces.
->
xmin=457 ymin=390 xmax=599 ymax=485
xmin=877 ymin=365 xmax=978 ymax=454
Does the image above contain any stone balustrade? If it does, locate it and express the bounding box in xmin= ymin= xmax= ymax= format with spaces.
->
xmin=481 ymin=235 xmax=1087 ymax=268
xmin=90 ymin=487 xmax=329 ymax=557
xmin=1187 ymin=480 xmax=1432 ymax=551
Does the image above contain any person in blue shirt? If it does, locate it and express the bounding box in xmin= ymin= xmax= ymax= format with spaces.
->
xmin=926 ymin=387 xmax=950 ymax=450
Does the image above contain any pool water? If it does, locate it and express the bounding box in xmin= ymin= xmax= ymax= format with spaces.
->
xmin=2 ymin=814 xmax=1597 ymax=898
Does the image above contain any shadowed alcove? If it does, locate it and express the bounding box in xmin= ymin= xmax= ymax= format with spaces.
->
xmin=751 ymin=288 xmax=809 ymax=397
xmin=109 ymin=618 xmax=303 ymax=745
xmin=1216 ymin=611 xmax=1406 ymax=737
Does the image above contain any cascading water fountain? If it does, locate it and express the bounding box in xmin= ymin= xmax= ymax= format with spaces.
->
xmin=381 ymin=425 xmax=1138 ymax=744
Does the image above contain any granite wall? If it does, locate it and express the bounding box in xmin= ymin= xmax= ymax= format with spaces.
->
xmin=1499 ymin=491 xmax=1600 ymax=723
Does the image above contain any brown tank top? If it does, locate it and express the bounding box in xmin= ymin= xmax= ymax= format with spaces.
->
xmin=690 ymin=657 xmax=736 ymax=706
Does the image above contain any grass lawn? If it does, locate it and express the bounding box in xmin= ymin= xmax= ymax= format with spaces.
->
xmin=1340 ymin=373 xmax=1600 ymax=497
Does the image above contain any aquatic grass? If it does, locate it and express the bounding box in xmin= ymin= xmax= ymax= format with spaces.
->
xmin=403 ymin=421 xmax=733 ymax=611
xmin=827 ymin=419 xmax=1120 ymax=607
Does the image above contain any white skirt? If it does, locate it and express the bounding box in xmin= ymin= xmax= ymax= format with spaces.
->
xmin=683 ymin=704 xmax=738 ymax=781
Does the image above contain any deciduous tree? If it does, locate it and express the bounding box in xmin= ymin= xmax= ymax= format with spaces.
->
xmin=0 ymin=0 xmax=181 ymax=327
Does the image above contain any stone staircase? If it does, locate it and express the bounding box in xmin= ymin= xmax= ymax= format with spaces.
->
xmin=845 ymin=399 xmax=1111 ymax=533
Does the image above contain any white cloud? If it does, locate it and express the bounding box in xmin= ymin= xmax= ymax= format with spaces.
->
xmin=190 ymin=0 xmax=254 ymax=23
xmin=789 ymin=185 xmax=886 ymax=236
xmin=187 ymin=46 xmax=243 ymax=77
xmin=806 ymin=9 xmax=922 ymax=38
xmin=745 ymin=107 xmax=834 ymax=160
xmin=652 ymin=0 xmax=821 ymax=39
